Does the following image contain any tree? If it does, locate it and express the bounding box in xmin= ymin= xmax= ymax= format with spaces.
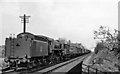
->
xmin=94 ymin=42 xmax=106 ymax=54
xmin=94 ymin=26 xmax=118 ymax=51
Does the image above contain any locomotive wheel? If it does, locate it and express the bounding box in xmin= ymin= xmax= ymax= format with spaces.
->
xmin=42 ymin=59 xmax=47 ymax=65
xmin=51 ymin=56 xmax=60 ymax=64
xmin=60 ymin=56 xmax=63 ymax=62
xmin=55 ymin=56 xmax=60 ymax=63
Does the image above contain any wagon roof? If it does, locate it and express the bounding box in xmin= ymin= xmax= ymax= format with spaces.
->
xmin=35 ymin=35 xmax=54 ymax=41
xmin=17 ymin=32 xmax=34 ymax=37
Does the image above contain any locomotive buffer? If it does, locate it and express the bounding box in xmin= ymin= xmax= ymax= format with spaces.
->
xmin=19 ymin=14 xmax=30 ymax=33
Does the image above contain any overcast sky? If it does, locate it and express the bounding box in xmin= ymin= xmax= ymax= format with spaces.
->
xmin=0 ymin=0 xmax=119 ymax=50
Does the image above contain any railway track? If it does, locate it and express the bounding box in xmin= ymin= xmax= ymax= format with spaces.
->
xmin=2 ymin=53 xmax=90 ymax=74
xmin=35 ymin=53 xmax=90 ymax=74
xmin=40 ymin=57 xmax=83 ymax=74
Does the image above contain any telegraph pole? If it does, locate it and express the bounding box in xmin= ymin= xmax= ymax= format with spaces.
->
xmin=19 ymin=14 xmax=30 ymax=33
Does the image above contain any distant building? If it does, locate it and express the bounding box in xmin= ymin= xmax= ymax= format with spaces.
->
xmin=0 ymin=45 xmax=5 ymax=58
xmin=118 ymin=2 xmax=120 ymax=54
xmin=118 ymin=2 xmax=120 ymax=45
xmin=118 ymin=1 xmax=120 ymax=40
xmin=118 ymin=2 xmax=120 ymax=70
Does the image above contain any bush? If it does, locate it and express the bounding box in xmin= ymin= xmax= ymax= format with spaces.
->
xmin=95 ymin=43 xmax=106 ymax=54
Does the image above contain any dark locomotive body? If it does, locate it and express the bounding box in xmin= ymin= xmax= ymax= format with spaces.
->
xmin=5 ymin=32 xmax=49 ymax=59
xmin=4 ymin=32 xmax=90 ymax=69
xmin=3 ymin=14 xmax=91 ymax=71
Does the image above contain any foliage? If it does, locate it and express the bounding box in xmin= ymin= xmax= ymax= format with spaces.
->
xmin=94 ymin=42 xmax=106 ymax=54
xmin=94 ymin=26 xmax=118 ymax=52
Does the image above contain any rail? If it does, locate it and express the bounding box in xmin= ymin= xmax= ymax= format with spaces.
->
xmin=1 ymin=53 xmax=90 ymax=74
xmin=40 ymin=55 xmax=86 ymax=74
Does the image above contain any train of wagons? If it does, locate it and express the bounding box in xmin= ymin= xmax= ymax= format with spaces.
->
xmin=4 ymin=14 xmax=91 ymax=69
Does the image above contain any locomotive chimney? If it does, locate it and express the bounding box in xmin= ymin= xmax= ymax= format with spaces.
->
xmin=19 ymin=14 xmax=30 ymax=33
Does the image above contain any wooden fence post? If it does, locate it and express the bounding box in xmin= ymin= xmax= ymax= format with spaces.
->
xmin=80 ymin=61 xmax=83 ymax=74
xmin=88 ymin=66 xmax=89 ymax=74
xmin=96 ymin=68 xmax=97 ymax=74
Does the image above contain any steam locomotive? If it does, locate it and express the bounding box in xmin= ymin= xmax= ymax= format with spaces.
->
xmin=4 ymin=14 xmax=91 ymax=69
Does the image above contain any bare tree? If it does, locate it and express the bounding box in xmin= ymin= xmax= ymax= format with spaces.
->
xmin=94 ymin=26 xmax=118 ymax=51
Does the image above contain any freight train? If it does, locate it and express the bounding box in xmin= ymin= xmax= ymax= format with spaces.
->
xmin=4 ymin=14 xmax=91 ymax=69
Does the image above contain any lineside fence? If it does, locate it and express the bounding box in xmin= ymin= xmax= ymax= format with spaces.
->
xmin=82 ymin=63 xmax=106 ymax=74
